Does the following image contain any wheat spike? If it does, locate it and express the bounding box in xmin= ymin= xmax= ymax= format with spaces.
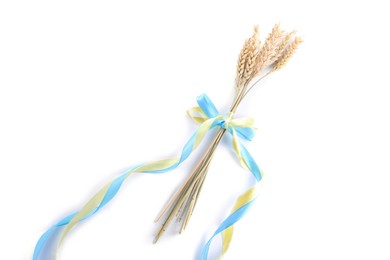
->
xmin=273 ymin=36 xmax=303 ymax=71
xmin=254 ymin=23 xmax=284 ymax=75
xmin=236 ymin=26 xmax=260 ymax=88
xmin=236 ymin=39 xmax=250 ymax=86
xmin=244 ymin=25 xmax=260 ymax=80
xmin=272 ymin=30 xmax=296 ymax=62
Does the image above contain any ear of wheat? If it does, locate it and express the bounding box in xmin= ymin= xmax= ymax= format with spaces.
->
xmin=154 ymin=24 xmax=302 ymax=243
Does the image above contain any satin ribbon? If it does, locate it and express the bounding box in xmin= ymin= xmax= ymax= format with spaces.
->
xmin=33 ymin=94 xmax=262 ymax=260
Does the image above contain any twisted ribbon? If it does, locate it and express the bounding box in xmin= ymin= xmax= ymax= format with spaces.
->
xmin=33 ymin=94 xmax=262 ymax=260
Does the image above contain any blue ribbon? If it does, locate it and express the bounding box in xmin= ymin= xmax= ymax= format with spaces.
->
xmin=34 ymin=94 xmax=261 ymax=260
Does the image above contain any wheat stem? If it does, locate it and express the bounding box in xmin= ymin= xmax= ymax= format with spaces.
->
xmin=154 ymin=23 xmax=302 ymax=242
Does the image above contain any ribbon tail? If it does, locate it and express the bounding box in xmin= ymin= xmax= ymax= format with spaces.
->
xmin=34 ymin=117 xmax=220 ymax=260
xmin=201 ymin=193 xmax=257 ymax=260
xmin=220 ymin=185 xmax=259 ymax=256
xmin=202 ymin=127 xmax=262 ymax=259
xmin=33 ymin=212 xmax=77 ymax=260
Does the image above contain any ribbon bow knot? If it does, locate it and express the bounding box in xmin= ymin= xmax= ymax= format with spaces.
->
xmin=188 ymin=94 xmax=257 ymax=142
xmin=222 ymin=112 xmax=235 ymax=129
xmin=187 ymin=94 xmax=263 ymax=259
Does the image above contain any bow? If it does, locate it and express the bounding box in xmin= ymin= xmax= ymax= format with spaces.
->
xmin=188 ymin=94 xmax=263 ymax=259
xmin=189 ymin=94 xmax=261 ymax=180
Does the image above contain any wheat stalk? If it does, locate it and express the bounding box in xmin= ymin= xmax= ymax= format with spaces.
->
xmin=154 ymin=23 xmax=302 ymax=244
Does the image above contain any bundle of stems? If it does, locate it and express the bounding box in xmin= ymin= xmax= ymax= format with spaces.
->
xmin=154 ymin=24 xmax=302 ymax=242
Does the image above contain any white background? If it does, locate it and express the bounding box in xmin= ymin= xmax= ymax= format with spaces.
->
xmin=1 ymin=1 xmax=389 ymax=259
